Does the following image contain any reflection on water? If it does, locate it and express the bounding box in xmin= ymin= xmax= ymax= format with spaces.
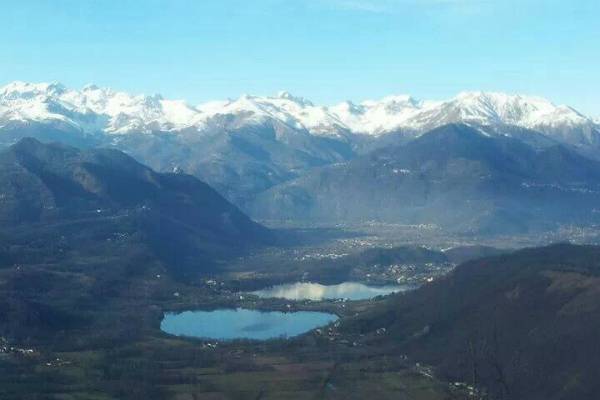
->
xmin=251 ymin=281 xmax=410 ymax=301
xmin=160 ymin=308 xmax=338 ymax=341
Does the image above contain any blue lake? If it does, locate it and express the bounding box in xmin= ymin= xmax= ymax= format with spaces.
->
xmin=160 ymin=308 xmax=338 ymax=341
xmin=251 ymin=281 xmax=410 ymax=301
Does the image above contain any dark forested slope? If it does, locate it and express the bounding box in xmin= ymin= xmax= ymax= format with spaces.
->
xmin=343 ymin=243 xmax=600 ymax=399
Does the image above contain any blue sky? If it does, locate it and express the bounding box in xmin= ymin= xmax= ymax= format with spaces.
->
xmin=2 ymin=0 xmax=599 ymax=115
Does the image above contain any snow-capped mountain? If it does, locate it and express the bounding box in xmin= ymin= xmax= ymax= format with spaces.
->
xmin=1 ymin=81 xmax=597 ymax=146
xmin=2 ymin=81 xmax=599 ymax=212
xmin=0 ymin=81 xmax=204 ymax=134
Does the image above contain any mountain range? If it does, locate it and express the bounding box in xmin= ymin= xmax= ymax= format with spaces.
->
xmin=1 ymin=81 xmax=598 ymax=143
xmin=251 ymin=124 xmax=600 ymax=233
xmin=2 ymin=81 xmax=600 ymax=232
xmin=3 ymin=83 xmax=600 ymax=399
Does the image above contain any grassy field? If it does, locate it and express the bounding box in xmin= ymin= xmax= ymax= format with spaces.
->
xmin=0 ymin=334 xmax=468 ymax=399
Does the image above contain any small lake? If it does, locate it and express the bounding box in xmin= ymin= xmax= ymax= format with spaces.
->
xmin=251 ymin=281 xmax=410 ymax=301
xmin=161 ymin=308 xmax=338 ymax=341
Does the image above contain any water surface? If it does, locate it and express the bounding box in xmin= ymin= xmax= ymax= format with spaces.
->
xmin=251 ymin=281 xmax=410 ymax=301
xmin=161 ymin=308 xmax=338 ymax=340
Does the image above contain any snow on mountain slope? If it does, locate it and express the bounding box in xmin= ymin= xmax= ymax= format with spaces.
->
xmin=1 ymin=81 xmax=597 ymax=146
xmin=196 ymin=91 xmax=348 ymax=135
xmin=193 ymin=89 xmax=597 ymax=141
xmin=0 ymin=81 xmax=205 ymax=134
xmin=422 ymin=91 xmax=591 ymax=130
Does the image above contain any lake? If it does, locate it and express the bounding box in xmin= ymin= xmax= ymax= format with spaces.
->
xmin=160 ymin=308 xmax=338 ymax=340
xmin=251 ymin=281 xmax=410 ymax=301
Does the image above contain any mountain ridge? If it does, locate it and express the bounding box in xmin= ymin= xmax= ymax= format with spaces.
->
xmin=249 ymin=123 xmax=600 ymax=233
xmin=3 ymin=81 xmax=599 ymax=214
xmin=0 ymin=137 xmax=271 ymax=275
xmin=1 ymin=81 xmax=597 ymax=145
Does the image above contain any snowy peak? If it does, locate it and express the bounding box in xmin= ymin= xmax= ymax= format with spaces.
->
xmin=0 ymin=81 xmax=597 ymax=146
xmin=276 ymin=91 xmax=314 ymax=106
xmin=330 ymin=94 xmax=430 ymax=134
xmin=196 ymin=92 xmax=344 ymax=134
xmin=0 ymin=81 xmax=67 ymax=99
xmin=448 ymin=91 xmax=588 ymax=127
xmin=0 ymin=81 xmax=205 ymax=134
xmin=329 ymin=92 xmax=595 ymax=137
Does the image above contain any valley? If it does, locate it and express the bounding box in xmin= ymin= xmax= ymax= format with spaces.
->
xmin=0 ymin=225 xmax=470 ymax=400
xmin=2 ymin=202 xmax=599 ymax=399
